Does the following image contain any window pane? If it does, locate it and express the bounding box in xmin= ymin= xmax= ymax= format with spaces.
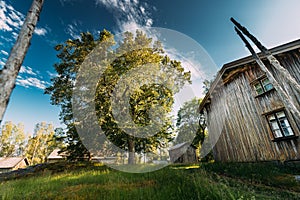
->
xmin=260 ymin=78 xmax=274 ymax=92
xmin=261 ymin=77 xmax=270 ymax=85
xmin=276 ymin=111 xmax=285 ymax=119
xmin=278 ymin=116 xmax=290 ymax=128
xmin=254 ymin=83 xmax=263 ymax=95
xmin=287 ymin=127 xmax=294 ymax=136
xmin=267 ymin=111 xmax=295 ymax=139
xmin=274 ymin=130 xmax=283 ymax=138
xmin=267 ymin=114 xmax=276 ymax=121
xmin=282 ymin=127 xmax=294 ymax=137
xmin=279 ymin=118 xmax=294 ymax=137
xmin=264 ymin=83 xmax=274 ymax=91
xmin=268 ymin=114 xmax=282 ymax=138
xmin=270 ymin=121 xmax=279 ymax=130
xmin=279 ymin=119 xmax=287 ymax=128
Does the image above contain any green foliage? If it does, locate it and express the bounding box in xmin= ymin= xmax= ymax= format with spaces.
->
xmin=95 ymin=30 xmax=190 ymax=164
xmin=0 ymin=121 xmax=25 ymax=157
xmin=0 ymin=162 xmax=299 ymax=199
xmin=25 ymin=122 xmax=59 ymax=165
xmin=0 ymin=121 xmax=61 ymax=164
xmin=176 ymin=98 xmax=205 ymax=148
xmin=46 ymin=29 xmax=191 ymax=163
xmin=45 ymin=31 xmax=108 ymax=160
xmin=202 ymin=161 xmax=300 ymax=189
xmin=202 ymin=78 xmax=214 ymax=94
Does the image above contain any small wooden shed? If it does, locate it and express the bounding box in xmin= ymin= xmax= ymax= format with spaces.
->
xmin=0 ymin=157 xmax=29 ymax=173
xmin=47 ymin=149 xmax=67 ymax=163
xmin=169 ymin=142 xmax=197 ymax=164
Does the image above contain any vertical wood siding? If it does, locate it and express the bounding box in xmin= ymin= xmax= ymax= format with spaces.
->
xmin=207 ymin=49 xmax=300 ymax=162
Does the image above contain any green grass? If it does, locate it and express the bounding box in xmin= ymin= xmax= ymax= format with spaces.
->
xmin=0 ymin=162 xmax=299 ymax=200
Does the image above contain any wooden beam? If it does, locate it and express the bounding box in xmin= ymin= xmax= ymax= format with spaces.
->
xmin=231 ymin=17 xmax=269 ymax=55
xmin=231 ymin=17 xmax=300 ymax=95
xmin=234 ymin=27 xmax=300 ymax=121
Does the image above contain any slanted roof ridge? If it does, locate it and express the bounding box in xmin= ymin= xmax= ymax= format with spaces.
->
xmin=199 ymin=39 xmax=300 ymax=111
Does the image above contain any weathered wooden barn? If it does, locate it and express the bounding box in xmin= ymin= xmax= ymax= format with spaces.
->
xmin=199 ymin=39 xmax=300 ymax=162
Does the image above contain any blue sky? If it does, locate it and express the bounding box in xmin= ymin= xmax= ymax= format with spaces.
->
xmin=1 ymin=0 xmax=300 ymax=134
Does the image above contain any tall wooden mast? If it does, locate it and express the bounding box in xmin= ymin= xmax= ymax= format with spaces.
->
xmin=231 ymin=17 xmax=300 ymax=121
xmin=231 ymin=17 xmax=300 ymax=94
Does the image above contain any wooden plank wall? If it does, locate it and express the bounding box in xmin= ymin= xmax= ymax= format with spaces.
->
xmin=207 ymin=49 xmax=300 ymax=162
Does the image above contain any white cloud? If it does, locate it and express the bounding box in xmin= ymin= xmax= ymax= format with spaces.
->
xmin=164 ymin=47 xmax=206 ymax=82
xmin=0 ymin=0 xmax=24 ymax=32
xmin=145 ymin=19 xmax=153 ymax=27
xmin=59 ymin=0 xmax=76 ymax=6
xmin=0 ymin=35 xmax=12 ymax=43
xmin=140 ymin=6 xmax=145 ymax=15
xmin=34 ymin=27 xmax=47 ymax=36
xmin=119 ymin=21 xmax=144 ymax=34
xmin=66 ymin=22 xmax=81 ymax=39
xmin=0 ymin=54 xmax=7 ymax=68
xmin=0 ymin=59 xmax=5 ymax=66
xmin=0 ymin=49 xmax=8 ymax=56
xmin=16 ymin=65 xmax=50 ymax=90
xmin=20 ymin=66 xmax=37 ymax=76
xmin=12 ymin=32 xmax=18 ymax=40
xmin=0 ymin=0 xmax=48 ymax=43
xmin=16 ymin=77 xmax=49 ymax=90
xmin=47 ymin=70 xmax=58 ymax=78
xmin=96 ymin=0 xmax=154 ymax=33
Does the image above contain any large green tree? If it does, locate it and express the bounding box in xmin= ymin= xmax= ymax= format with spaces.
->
xmin=176 ymin=98 xmax=205 ymax=148
xmin=46 ymin=30 xmax=191 ymax=164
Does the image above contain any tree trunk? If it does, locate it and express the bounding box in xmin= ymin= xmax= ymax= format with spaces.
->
xmin=0 ymin=0 xmax=44 ymax=124
xmin=128 ymin=136 xmax=135 ymax=164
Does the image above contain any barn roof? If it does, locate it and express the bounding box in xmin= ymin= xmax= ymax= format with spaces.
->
xmin=47 ymin=149 xmax=67 ymax=159
xmin=199 ymin=39 xmax=300 ymax=112
xmin=0 ymin=157 xmax=29 ymax=169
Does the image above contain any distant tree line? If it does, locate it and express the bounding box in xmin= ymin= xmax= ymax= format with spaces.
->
xmin=0 ymin=121 xmax=63 ymax=165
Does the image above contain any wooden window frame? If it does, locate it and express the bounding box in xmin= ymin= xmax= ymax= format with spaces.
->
xmin=265 ymin=109 xmax=298 ymax=142
xmin=251 ymin=75 xmax=275 ymax=97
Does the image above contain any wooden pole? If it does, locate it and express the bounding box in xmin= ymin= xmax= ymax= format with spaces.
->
xmin=234 ymin=27 xmax=300 ymax=120
xmin=231 ymin=17 xmax=300 ymax=94
xmin=0 ymin=0 xmax=44 ymax=124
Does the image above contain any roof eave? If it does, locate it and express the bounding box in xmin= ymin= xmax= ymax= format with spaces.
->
xmin=199 ymin=39 xmax=300 ymax=112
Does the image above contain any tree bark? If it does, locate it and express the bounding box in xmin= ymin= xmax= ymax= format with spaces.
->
xmin=128 ymin=136 xmax=135 ymax=164
xmin=0 ymin=0 xmax=44 ymax=124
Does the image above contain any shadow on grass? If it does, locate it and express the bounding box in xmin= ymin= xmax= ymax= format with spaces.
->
xmin=0 ymin=161 xmax=299 ymax=200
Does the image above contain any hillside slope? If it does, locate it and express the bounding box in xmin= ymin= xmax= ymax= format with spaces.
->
xmin=0 ymin=162 xmax=299 ymax=199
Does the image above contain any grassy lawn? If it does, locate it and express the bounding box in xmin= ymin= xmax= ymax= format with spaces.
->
xmin=0 ymin=162 xmax=299 ymax=200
